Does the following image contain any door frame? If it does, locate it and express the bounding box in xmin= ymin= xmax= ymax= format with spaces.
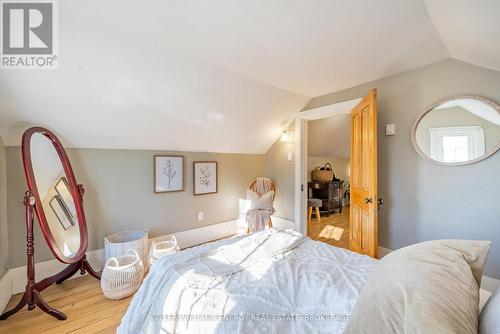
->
xmin=293 ymin=98 xmax=362 ymax=234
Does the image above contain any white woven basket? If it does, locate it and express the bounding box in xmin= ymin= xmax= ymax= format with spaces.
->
xmin=101 ymin=249 xmax=145 ymax=300
xmin=149 ymin=236 xmax=179 ymax=266
xmin=104 ymin=229 xmax=149 ymax=271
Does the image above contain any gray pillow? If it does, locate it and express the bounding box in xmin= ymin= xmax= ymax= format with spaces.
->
xmin=480 ymin=287 xmax=500 ymax=334
xmin=345 ymin=240 xmax=491 ymax=334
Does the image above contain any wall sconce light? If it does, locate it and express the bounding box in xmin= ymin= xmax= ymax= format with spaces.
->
xmin=280 ymin=128 xmax=291 ymax=142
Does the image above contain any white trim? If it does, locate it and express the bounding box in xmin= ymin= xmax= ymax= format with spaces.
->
xmin=429 ymin=126 xmax=485 ymax=162
xmin=147 ymin=219 xmax=239 ymax=249
xmin=0 ymin=271 xmax=12 ymax=314
xmin=296 ymin=99 xmax=362 ymax=121
xmin=481 ymin=275 xmax=500 ymax=293
xmin=270 ymin=216 xmax=295 ymax=230
xmin=377 ymin=246 xmax=392 ymax=259
xmin=377 ymin=246 xmax=500 ymax=293
xmin=294 ymin=98 xmax=362 ymax=234
xmin=294 ymin=117 xmax=307 ymax=234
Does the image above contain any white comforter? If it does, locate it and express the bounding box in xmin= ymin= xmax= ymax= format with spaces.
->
xmin=117 ymin=229 xmax=376 ymax=334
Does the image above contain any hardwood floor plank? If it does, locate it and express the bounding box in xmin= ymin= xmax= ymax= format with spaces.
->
xmin=307 ymin=208 xmax=350 ymax=249
xmin=0 ymin=275 xmax=132 ymax=334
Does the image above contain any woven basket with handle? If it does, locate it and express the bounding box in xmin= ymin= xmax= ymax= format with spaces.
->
xmin=149 ymin=236 xmax=180 ymax=266
xmin=311 ymin=163 xmax=335 ymax=182
xmin=101 ymin=249 xmax=144 ymax=300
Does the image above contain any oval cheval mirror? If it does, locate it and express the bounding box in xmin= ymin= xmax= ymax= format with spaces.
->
xmin=0 ymin=127 xmax=100 ymax=321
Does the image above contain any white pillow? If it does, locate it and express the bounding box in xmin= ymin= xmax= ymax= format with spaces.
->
xmin=246 ymin=189 xmax=274 ymax=210
xmin=345 ymin=239 xmax=491 ymax=334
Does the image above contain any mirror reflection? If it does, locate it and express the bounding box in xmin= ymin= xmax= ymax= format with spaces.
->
xmin=30 ymin=133 xmax=81 ymax=257
xmin=415 ymin=97 xmax=500 ymax=164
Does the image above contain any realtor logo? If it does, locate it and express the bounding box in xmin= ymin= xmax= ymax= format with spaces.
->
xmin=1 ymin=0 xmax=57 ymax=69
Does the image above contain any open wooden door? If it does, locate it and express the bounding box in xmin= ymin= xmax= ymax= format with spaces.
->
xmin=349 ymin=89 xmax=378 ymax=258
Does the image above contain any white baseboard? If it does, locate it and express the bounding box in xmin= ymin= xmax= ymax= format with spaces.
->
xmin=378 ymin=246 xmax=500 ymax=293
xmin=0 ymin=271 xmax=12 ymax=315
xmin=270 ymin=216 xmax=295 ymax=230
xmin=150 ymin=219 xmax=239 ymax=249
xmin=481 ymin=275 xmax=500 ymax=292
xmin=377 ymin=246 xmax=392 ymax=259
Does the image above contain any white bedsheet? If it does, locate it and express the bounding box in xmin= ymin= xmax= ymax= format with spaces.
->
xmin=117 ymin=229 xmax=377 ymax=334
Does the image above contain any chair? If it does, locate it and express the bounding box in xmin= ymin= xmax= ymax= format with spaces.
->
xmin=308 ymin=198 xmax=322 ymax=224
xmin=247 ymin=178 xmax=276 ymax=232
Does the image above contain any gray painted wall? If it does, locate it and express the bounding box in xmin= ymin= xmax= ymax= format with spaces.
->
xmin=0 ymin=138 xmax=8 ymax=277
xmin=304 ymin=59 xmax=500 ymax=278
xmin=6 ymin=147 xmax=264 ymax=267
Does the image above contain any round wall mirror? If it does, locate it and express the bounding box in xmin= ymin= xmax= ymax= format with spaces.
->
xmin=412 ymin=96 xmax=500 ymax=166
xmin=22 ymin=128 xmax=87 ymax=263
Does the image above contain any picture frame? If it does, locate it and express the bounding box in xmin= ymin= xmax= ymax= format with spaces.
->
xmin=55 ymin=177 xmax=78 ymax=224
xmin=193 ymin=161 xmax=218 ymax=195
xmin=154 ymin=155 xmax=184 ymax=193
xmin=49 ymin=195 xmax=74 ymax=231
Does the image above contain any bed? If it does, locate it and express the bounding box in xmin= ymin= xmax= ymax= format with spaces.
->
xmin=118 ymin=229 xmax=497 ymax=334
xmin=117 ymin=229 xmax=377 ymax=334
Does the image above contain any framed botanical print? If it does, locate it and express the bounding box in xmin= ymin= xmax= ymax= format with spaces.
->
xmin=154 ymin=155 xmax=184 ymax=193
xmin=193 ymin=161 xmax=218 ymax=195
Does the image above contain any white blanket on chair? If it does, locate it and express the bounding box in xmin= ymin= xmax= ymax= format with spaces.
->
xmin=245 ymin=208 xmax=272 ymax=233
xmin=246 ymin=177 xmax=275 ymax=232
xmin=255 ymin=177 xmax=273 ymax=195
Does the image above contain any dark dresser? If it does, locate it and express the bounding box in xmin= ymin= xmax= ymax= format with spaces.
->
xmin=308 ymin=180 xmax=343 ymax=216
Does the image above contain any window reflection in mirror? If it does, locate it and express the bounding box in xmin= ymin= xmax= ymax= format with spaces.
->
xmin=414 ymin=97 xmax=500 ymax=165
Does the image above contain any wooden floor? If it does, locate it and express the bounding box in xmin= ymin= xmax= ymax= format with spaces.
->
xmin=307 ymin=208 xmax=350 ymax=249
xmin=0 ymin=275 xmax=131 ymax=334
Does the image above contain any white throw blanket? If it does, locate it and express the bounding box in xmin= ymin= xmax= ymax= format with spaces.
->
xmin=246 ymin=177 xmax=274 ymax=233
xmin=254 ymin=177 xmax=273 ymax=196
xmin=117 ymin=229 xmax=377 ymax=334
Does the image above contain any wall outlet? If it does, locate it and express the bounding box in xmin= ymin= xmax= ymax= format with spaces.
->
xmin=197 ymin=212 xmax=204 ymax=221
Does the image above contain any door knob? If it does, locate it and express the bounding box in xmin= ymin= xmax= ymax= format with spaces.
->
xmin=364 ymin=197 xmax=373 ymax=204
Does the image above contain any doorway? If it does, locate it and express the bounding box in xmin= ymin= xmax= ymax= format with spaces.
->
xmin=306 ymin=114 xmax=351 ymax=249
xmin=294 ymin=90 xmax=379 ymax=257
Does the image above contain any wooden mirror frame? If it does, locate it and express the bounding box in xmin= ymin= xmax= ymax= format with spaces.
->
xmin=0 ymin=127 xmax=100 ymax=321
xmin=22 ymin=127 xmax=88 ymax=263
xmin=411 ymin=95 xmax=500 ymax=166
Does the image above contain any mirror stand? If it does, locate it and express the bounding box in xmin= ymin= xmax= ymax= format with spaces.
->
xmin=0 ymin=189 xmax=100 ymax=321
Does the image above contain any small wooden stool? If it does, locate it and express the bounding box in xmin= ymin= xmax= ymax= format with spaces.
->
xmin=308 ymin=198 xmax=322 ymax=224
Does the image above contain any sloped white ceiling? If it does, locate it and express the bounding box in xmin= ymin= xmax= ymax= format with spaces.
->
xmin=0 ymin=0 xmax=499 ymax=153
xmin=425 ymin=0 xmax=500 ymax=74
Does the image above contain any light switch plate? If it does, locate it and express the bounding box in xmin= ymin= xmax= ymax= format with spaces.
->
xmin=385 ymin=123 xmax=396 ymax=136
xmin=197 ymin=212 xmax=204 ymax=221
xmin=287 ymin=152 xmax=293 ymax=161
